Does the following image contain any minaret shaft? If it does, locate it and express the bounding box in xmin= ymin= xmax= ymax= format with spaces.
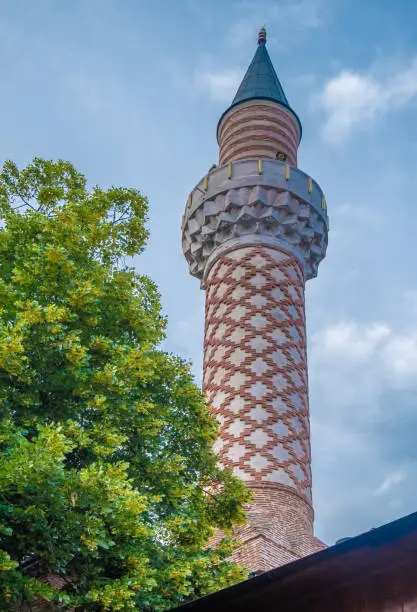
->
xmin=203 ymin=246 xmax=312 ymax=502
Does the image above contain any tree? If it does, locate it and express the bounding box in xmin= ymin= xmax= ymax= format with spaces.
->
xmin=0 ymin=158 xmax=250 ymax=611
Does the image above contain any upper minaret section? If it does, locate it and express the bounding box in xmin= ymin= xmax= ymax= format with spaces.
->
xmin=217 ymin=28 xmax=302 ymax=167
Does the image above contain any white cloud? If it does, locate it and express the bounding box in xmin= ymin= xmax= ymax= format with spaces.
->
xmin=312 ymin=319 xmax=417 ymax=388
xmin=383 ymin=335 xmax=417 ymax=382
xmin=318 ymin=58 xmax=417 ymax=144
xmin=194 ymin=69 xmax=244 ymax=102
xmin=375 ymin=470 xmax=406 ymax=495
xmin=321 ymin=322 xmax=390 ymax=362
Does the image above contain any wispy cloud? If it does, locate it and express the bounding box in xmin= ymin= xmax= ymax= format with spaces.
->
xmin=317 ymin=58 xmax=417 ymax=144
xmin=311 ymin=318 xmax=417 ymax=398
xmin=320 ymin=322 xmax=390 ymax=362
xmin=375 ymin=470 xmax=406 ymax=496
xmin=227 ymin=0 xmax=327 ymax=51
xmin=191 ymin=0 xmax=331 ymax=104
xmin=194 ymin=68 xmax=243 ymax=102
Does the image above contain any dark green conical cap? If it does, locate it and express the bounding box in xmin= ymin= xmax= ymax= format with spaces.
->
xmin=217 ymin=28 xmax=302 ymax=140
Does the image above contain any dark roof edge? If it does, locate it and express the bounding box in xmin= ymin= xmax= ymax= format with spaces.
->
xmin=216 ymin=97 xmax=303 ymax=145
xmin=172 ymin=510 xmax=417 ymax=612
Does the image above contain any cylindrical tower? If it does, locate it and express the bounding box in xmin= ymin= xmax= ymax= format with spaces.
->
xmin=182 ymin=29 xmax=329 ymax=572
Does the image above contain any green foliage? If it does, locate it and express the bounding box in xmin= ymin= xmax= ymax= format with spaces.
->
xmin=0 ymin=159 xmax=250 ymax=610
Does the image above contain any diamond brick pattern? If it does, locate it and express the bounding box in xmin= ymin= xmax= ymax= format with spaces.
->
xmin=203 ymin=245 xmax=312 ymax=502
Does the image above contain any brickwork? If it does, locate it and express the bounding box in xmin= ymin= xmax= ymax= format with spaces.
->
xmin=203 ymin=245 xmax=312 ymax=503
xmin=202 ymin=244 xmax=326 ymax=569
xmin=229 ymin=484 xmax=325 ymax=571
xmin=218 ymin=100 xmax=300 ymax=167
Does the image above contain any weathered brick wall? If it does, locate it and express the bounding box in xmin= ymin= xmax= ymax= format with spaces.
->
xmin=228 ymin=484 xmax=325 ymax=571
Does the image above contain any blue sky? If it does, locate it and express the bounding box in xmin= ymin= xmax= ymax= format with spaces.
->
xmin=2 ymin=0 xmax=417 ymax=544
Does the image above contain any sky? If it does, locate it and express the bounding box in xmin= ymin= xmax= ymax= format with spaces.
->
xmin=1 ymin=0 xmax=417 ymax=545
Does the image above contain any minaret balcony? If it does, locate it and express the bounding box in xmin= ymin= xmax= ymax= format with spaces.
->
xmin=182 ymin=159 xmax=328 ymax=284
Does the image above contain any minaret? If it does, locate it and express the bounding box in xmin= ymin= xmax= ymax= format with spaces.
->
xmin=182 ymin=29 xmax=329 ymax=572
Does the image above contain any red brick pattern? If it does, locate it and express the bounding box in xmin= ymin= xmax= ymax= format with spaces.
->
xmin=203 ymin=245 xmax=312 ymax=504
xmin=228 ymin=484 xmax=325 ymax=571
xmin=218 ymin=101 xmax=300 ymax=166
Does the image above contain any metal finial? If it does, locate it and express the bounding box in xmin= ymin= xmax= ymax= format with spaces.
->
xmin=258 ymin=27 xmax=266 ymax=45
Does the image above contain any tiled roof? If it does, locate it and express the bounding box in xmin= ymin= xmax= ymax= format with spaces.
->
xmin=232 ymin=36 xmax=289 ymax=107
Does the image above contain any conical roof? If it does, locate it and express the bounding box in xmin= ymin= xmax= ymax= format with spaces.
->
xmin=232 ymin=28 xmax=289 ymax=107
xmin=217 ymin=28 xmax=301 ymax=139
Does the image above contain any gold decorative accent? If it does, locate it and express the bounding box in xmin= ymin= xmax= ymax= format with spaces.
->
xmin=258 ymin=159 xmax=263 ymax=174
xmin=326 ymin=216 xmax=330 ymax=231
xmin=285 ymin=164 xmax=290 ymax=180
xmin=308 ymin=177 xmax=313 ymax=194
xmin=321 ymin=195 xmax=327 ymax=211
xmin=203 ymin=175 xmax=208 ymax=191
xmin=187 ymin=194 xmax=192 ymax=208
xmin=227 ymin=162 xmax=232 ymax=179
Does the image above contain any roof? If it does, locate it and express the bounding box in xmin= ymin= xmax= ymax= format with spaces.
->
xmin=232 ymin=33 xmax=289 ymax=108
xmin=217 ymin=28 xmax=302 ymax=140
xmin=171 ymin=510 xmax=417 ymax=612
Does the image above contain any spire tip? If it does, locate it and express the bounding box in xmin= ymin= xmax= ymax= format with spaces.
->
xmin=258 ymin=27 xmax=266 ymax=45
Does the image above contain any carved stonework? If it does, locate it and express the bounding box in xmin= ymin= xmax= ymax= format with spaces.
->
xmin=182 ymin=159 xmax=328 ymax=283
